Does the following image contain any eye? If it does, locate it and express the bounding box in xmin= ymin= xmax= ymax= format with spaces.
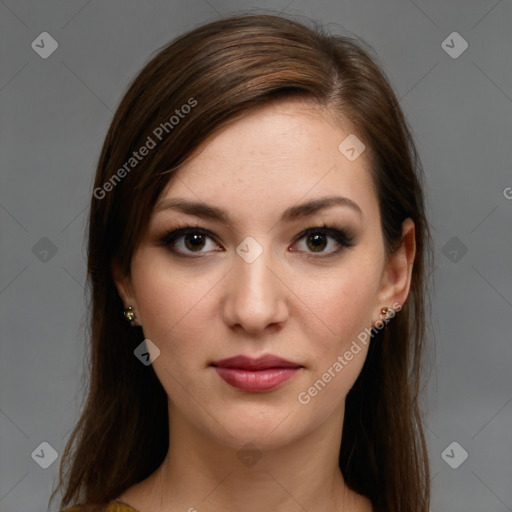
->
xmin=159 ymin=223 xmax=355 ymax=258
xmin=159 ymin=223 xmax=222 ymax=257
xmin=292 ymin=225 xmax=355 ymax=256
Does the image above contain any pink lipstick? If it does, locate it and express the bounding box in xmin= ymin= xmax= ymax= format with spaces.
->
xmin=211 ymin=355 xmax=303 ymax=392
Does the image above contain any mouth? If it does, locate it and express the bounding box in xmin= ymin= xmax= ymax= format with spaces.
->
xmin=210 ymin=354 xmax=304 ymax=392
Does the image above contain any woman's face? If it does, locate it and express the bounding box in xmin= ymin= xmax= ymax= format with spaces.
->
xmin=114 ymin=99 xmax=414 ymax=450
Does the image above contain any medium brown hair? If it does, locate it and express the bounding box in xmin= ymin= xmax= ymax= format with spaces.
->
xmin=52 ymin=13 xmax=432 ymax=511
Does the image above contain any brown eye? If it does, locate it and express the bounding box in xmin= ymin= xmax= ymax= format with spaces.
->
xmin=306 ymin=233 xmax=328 ymax=252
xmin=160 ymin=226 xmax=222 ymax=256
xmin=184 ymin=233 xmax=207 ymax=251
xmin=293 ymin=226 xmax=355 ymax=256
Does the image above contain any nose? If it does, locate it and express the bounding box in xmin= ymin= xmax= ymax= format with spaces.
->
xmin=221 ymin=245 xmax=289 ymax=335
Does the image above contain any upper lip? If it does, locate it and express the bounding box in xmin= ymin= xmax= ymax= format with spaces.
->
xmin=211 ymin=354 xmax=302 ymax=370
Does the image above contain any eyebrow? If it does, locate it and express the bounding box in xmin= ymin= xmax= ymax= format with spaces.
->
xmin=154 ymin=195 xmax=362 ymax=223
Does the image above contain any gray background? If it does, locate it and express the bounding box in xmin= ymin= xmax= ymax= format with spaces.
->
xmin=0 ymin=0 xmax=511 ymax=511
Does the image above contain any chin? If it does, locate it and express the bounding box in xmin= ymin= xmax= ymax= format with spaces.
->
xmin=204 ymin=405 xmax=309 ymax=451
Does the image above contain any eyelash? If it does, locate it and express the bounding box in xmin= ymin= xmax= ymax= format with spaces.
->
xmin=158 ymin=222 xmax=355 ymax=258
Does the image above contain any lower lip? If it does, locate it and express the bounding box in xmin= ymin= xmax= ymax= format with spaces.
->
xmin=213 ymin=367 xmax=301 ymax=392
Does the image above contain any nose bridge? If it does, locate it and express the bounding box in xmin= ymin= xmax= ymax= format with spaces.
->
xmin=235 ymin=246 xmax=272 ymax=300
xmin=223 ymin=236 xmax=287 ymax=332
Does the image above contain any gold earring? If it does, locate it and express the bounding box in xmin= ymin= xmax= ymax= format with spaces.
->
xmin=380 ymin=306 xmax=392 ymax=322
xmin=123 ymin=306 xmax=136 ymax=326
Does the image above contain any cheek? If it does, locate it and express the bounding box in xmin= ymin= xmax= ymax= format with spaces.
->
xmin=132 ymin=265 xmax=217 ymax=411
xmin=292 ymin=275 xmax=377 ymax=419
xmin=131 ymin=252 xmax=221 ymax=362
xmin=290 ymin=255 xmax=382 ymax=413
xmin=133 ymin=248 xmax=196 ymax=320
xmin=296 ymin=260 xmax=380 ymax=355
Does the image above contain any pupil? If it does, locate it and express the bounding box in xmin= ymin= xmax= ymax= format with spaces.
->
xmin=308 ymin=233 xmax=326 ymax=252
xmin=185 ymin=234 xmax=205 ymax=251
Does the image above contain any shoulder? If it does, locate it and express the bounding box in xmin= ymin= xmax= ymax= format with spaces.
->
xmin=60 ymin=500 xmax=139 ymax=512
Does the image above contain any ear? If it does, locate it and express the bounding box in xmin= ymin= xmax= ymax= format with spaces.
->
xmin=375 ymin=218 xmax=416 ymax=317
xmin=111 ymin=258 xmax=137 ymax=311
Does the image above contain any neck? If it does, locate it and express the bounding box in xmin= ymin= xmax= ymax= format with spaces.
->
xmin=139 ymin=402 xmax=368 ymax=512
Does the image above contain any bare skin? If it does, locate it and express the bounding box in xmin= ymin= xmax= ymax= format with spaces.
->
xmin=113 ymin=98 xmax=416 ymax=512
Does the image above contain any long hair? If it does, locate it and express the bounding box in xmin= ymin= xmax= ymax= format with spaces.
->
xmin=52 ymin=13 xmax=433 ymax=511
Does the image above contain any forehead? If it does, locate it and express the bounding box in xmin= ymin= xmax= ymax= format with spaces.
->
xmin=156 ymin=99 xmax=378 ymax=225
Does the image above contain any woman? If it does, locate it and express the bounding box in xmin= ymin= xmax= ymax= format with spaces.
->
xmin=53 ymin=13 xmax=432 ymax=512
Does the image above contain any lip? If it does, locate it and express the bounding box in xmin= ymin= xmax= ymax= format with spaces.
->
xmin=211 ymin=355 xmax=303 ymax=392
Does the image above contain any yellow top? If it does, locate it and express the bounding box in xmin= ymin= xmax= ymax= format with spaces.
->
xmin=60 ymin=499 xmax=139 ymax=512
